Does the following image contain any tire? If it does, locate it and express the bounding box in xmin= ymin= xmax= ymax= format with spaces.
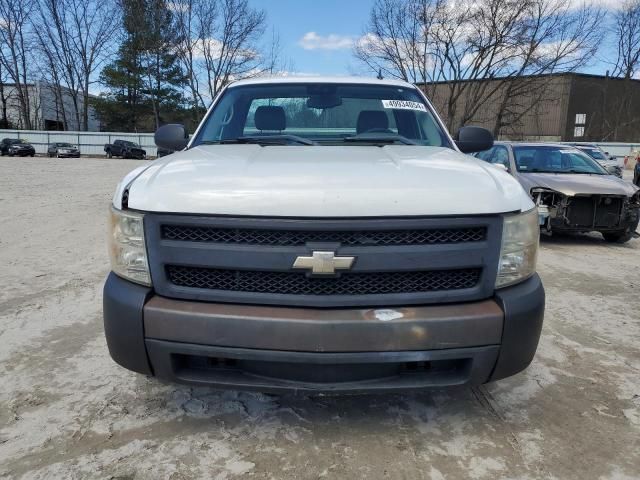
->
xmin=602 ymin=222 xmax=638 ymax=244
xmin=106 ymin=150 xmax=112 ymax=159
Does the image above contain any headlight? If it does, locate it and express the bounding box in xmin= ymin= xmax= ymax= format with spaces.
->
xmin=108 ymin=206 xmax=151 ymax=286
xmin=496 ymin=208 xmax=539 ymax=288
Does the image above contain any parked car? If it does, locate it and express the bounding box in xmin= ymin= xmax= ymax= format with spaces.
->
xmin=47 ymin=142 xmax=80 ymax=158
xmin=568 ymin=143 xmax=622 ymax=178
xmin=104 ymin=76 xmax=545 ymax=394
xmin=476 ymin=142 xmax=640 ymax=242
xmin=0 ymin=138 xmax=35 ymax=157
xmin=104 ymin=140 xmax=146 ymax=159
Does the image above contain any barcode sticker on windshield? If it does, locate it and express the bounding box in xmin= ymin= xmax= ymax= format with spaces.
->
xmin=382 ymin=100 xmax=427 ymax=112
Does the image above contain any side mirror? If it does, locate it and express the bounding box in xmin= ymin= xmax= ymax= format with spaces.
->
xmin=493 ymin=163 xmax=509 ymax=173
xmin=155 ymin=124 xmax=189 ymax=152
xmin=455 ymin=126 xmax=494 ymax=153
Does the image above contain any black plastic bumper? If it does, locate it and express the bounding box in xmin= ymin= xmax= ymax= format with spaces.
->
xmin=103 ymin=272 xmax=544 ymax=393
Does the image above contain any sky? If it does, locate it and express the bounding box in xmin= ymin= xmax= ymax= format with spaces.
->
xmin=251 ymin=0 xmax=375 ymax=77
xmin=251 ymin=0 xmax=619 ymax=79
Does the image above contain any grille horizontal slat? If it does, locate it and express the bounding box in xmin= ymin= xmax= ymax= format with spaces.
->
xmin=161 ymin=225 xmax=486 ymax=246
xmin=166 ymin=266 xmax=482 ymax=296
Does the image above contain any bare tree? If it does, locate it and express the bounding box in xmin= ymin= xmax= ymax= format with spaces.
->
xmin=355 ymin=0 xmax=533 ymax=130
xmin=203 ymin=0 xmax=266 ymax=98
xmin=35 ymin=0 xmax=119 ymax=130
xmin=174 ymin=0 xmax=214 ymax=115
xmin=354 ymin=0 xmax=446 ymax=87
xmin=599 ymin=0 xmax=640 ymax=141
xmin=355 ymin=0 xmax=605 ymax=134
xmin=613 ymin=0 xmax=640 ymax=80
xmin=0 ymin=61 xmax=11 ymax=128
xmin=491 ymin=0 xmax=604 ymax=137
xmin=431 ymin=0 xmax=530 ymax=130
xmin=173 ymin=0 xmax=270 ymax=106
xmin=0 ymin=0 xmax=36 ymax=129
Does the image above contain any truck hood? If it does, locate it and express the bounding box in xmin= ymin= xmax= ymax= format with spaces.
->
xmin=120 ymin=145 xmax=533 ymax=217
xmin=517 ymin=172 xmax=638 ymax=197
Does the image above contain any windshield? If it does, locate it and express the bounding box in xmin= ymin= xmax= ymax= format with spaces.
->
xmin=577 ymin=147 xmax=607 ymax=161
xmin=513 ymin=146 xmax=608 ymax=175
xmin=193 ymin=83 xmax=452 ymax=147
xmin=56 ymin=143 xmax=72 ymax=147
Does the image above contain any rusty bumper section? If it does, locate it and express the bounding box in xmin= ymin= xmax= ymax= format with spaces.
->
xmin=143 ymin=296 xmax=503 ymax=352
xmin=103 ymin=273 xmax=544 ymax=393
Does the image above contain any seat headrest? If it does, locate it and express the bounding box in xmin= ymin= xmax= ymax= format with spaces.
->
xmin=255 ymin=106 xmax=286 ymax=131
xmin=357 ymin=110 xmax=389 ymax=134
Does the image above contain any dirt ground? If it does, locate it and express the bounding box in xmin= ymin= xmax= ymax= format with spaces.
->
xmin=0 ymin=157 xmax=639 ymax=480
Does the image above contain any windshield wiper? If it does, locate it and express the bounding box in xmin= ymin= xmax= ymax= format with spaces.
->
xmin=343 ymin=133 xmax=418 ymax=145
xmin=202 ymin=135 xmax=316 ymax=146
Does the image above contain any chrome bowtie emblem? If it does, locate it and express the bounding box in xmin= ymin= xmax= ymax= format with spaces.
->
xmin=292 ymin=251 xmax=355 ymax=275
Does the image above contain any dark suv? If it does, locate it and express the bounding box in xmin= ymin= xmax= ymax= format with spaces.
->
xmin=0 ymin=138 xmax=36 ymax=157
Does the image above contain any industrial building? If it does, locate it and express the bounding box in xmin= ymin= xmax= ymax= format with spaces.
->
xmin=424 ymin=73 xmax=640 ymax=143
xmin=0 ymin=82 xmax=100 ymax=131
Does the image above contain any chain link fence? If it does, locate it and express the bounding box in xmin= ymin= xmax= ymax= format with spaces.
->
xmin=3 ymin=129 xmax=640 ymax=167
xmin=0 ymin=129 xmax=157 ymax=157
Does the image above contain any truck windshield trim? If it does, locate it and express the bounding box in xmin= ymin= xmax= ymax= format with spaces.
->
xmin=192 ymin=83 xmax=453 ymax=149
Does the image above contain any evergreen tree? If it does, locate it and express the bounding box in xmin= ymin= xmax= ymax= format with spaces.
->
xmin=93 ymin=0 xmax=187 ymax=131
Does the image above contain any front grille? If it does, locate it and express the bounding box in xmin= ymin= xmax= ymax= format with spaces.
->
xmin=595 ymin=198 xmax=622 ymax=227
xmin=161 ymin=225 xmax=487 ymax=246
xmin=166 ymin=266 xmax=481 ymax=296
xmin=567 ymin=196 xmax=622 ymax=228
xmin=567 ymin=197 xmax=595 ymax=227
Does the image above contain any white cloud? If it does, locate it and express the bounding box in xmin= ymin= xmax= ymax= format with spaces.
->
xmin=298 ymin=32 xmax=356 ymax=51
xmin=566 ymin=0 xmax=623 ymax=9
xmin=166 ymin=1 xmax=189 ymax=12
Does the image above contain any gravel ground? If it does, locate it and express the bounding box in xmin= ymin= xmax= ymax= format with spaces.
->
xmin=0 ymin=157 xmax=639 ymax=480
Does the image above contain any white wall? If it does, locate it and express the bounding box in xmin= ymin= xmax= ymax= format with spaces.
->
xmin=0 ymin=83 xmax=101 ymax=131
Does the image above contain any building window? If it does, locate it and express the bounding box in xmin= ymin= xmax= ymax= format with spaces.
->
xmin=575 ymin=113 xmax=586 ymax=125
xmin=574 ymin=126 xmax=585 ymax=137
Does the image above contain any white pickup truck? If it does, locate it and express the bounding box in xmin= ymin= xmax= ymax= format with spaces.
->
xmin=104 ymin=77 xmax=544 ymax=394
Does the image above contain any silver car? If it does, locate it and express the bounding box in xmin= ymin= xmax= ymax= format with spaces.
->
xmin=568 ymin=143 xmax=622 ymax=178
xmin=47 ymin=142 xmax=80 ymax=158
xmin=476 ymin=142 xmax=640 ymax=243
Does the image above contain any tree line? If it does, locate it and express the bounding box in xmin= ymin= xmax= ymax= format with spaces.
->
xmin=354 ymin=0 xmax=640 ymax=141
xmin=0 ymin=0 xmax=281 ymax=132
xmin=2 ymin=0 xmax=640 ymax=137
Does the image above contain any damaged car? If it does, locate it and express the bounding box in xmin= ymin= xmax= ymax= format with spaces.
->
xmin=476 ymin=143 xmax=640 ymax=243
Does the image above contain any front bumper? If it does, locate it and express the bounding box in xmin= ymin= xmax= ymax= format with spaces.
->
xmin=103 ymin=273 xmax=545 ymax=394
xmin=127 ymin=151 xmax=146 ymax=159
xmin=10 ymin=149 xmax=35 ymax=156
